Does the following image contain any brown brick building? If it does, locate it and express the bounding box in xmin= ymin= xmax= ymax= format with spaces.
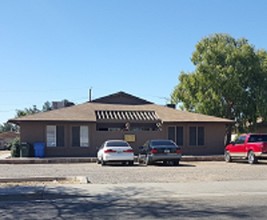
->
xmin=9 ymin=92 xmax=233 ymax=157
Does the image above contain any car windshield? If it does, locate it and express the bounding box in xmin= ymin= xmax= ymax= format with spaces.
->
xmin=106 ymin=141 xmax=129 ymax=147
xmin=151 ymin=140 xmax=176 ymax=147
xmin=248 ymin=135 xmax=267 ymax=143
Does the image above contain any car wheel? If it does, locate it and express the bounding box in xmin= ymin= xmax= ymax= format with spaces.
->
xmin=173 ymin=160 xmax=180 ymax=166
xmin=96 ymin=157 xmax=101 ymax=164
xmin=248 ymin=151 xmax=257 ymax=164
xmin=101 ymin=157 xmax=106 ymax=166
xmin=128 ymin=161 xmax=134 ymax=166
xmin=224 ymin=151 xmax=232 ymax=163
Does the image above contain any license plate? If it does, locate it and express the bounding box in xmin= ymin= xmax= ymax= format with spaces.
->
xmin=164 ymin=149 xmax=170 ymax=153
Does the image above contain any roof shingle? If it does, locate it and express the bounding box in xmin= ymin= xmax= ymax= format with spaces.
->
xmin=9 ymin=102 xmax=234 ymax=124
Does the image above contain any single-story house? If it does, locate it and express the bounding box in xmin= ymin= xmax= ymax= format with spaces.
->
xmin=9 ymin=91 xmax=233 ymax=157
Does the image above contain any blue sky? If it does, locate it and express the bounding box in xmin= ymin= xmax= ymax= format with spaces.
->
xmin=1 ymin=0 xmax=267 ymax=124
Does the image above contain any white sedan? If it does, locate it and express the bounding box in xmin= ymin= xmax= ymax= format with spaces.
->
xmin=97 ymin=140 xmax=134 ymax=166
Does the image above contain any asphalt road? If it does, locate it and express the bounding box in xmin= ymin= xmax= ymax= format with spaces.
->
xmin=1 ymin=161 xmax=267 ymax=219
xmin=1 ymin=180 xmax=267 ymax=219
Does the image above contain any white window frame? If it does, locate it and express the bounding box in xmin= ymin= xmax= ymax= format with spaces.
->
xmin=47 ymin=125 xmax=57 ymax=147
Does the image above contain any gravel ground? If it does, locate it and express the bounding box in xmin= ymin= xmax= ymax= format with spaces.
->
xmin=0 ymin=161 xmax=267 ymax=184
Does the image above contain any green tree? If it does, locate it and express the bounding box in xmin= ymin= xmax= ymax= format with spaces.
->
xmin=0 ymin=122 xmax=18 ymax=132
xmin=171 ymin=34 xmax=267 ymax=135
xmin=256 ymin=50 xmax=267 ymax=123
xmin=42 ymin=101 xmax=53 ymax=112
xmin=15 ymin=105 xmax=40 ymax=118
xmin=15 ymin=100 xmax=74 ymax=118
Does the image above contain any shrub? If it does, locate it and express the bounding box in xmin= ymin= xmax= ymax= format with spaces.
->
xmin=10 ymin=138 xmax=20 ymax=157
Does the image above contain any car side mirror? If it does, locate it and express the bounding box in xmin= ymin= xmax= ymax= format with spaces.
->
xmin=230 ymin=141 xmax=235 ymax=145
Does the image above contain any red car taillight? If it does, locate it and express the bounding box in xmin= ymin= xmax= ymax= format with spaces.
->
xmin=150 ymin=148 xmax=158 ymax=154
xmin=176 ymin=149 xmax=182 ymax=154
xmin=104 ymin=149 xmax=116 ymax=153
xmin=123 ymin=149 xmax=134 ymax=153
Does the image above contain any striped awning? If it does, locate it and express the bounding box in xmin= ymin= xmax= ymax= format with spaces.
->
xmin=95 ymin=110 xmax=159 ymax=121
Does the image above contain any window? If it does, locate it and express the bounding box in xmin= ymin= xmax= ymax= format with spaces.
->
xmin=47 ymin=126 xmax=56 ymax=147
xmin=151 ymin=140 xmax=176 ymax=147
xmin=248 ymin=135 xmax=267 ymax=143
xmin=80 ymin=126 xmax=89 ymax=147
xmin=46 ymin=125 xmax=64 ymax=147
xmin=189 ymin=126 xmax=205 ymax=146
xmin=168 ymin=126 xmax=184 ymax=146
xmin=96 ymin=123 xmax=159 ymax=131
xmin=235 ymin=136 xmax=246 ymax=144
xmin=106 ymin=141 xmax=129 ymax=147
xmin=72 ymin=126 xmax=89 ymax=147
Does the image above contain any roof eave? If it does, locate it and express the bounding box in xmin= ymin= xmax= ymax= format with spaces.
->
xmin=8 ymin=119 xmax=97 ymax=125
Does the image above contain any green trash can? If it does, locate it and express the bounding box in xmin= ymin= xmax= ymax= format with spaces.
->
xmin=20 ymin=142 xmax=31 ymax=157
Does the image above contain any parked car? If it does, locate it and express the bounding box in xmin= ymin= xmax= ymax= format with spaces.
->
xmin=138 ymin=139 xmax=182 ymax=166
xmin=97 ymin=140 xmax=134 ymax=166
xmin=224 ymin=133 xmax=267 ymax=164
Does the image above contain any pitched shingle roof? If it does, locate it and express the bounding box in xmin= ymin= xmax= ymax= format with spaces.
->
xmin=8 ymin=91 xmax=234 ymax=124
xmin=9 ymin=102 xmax=233 ymax=124
xmin=92 ymin=91 xmax=152 ymax=105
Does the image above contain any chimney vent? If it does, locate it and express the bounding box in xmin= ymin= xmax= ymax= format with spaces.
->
xmin=166 ymin=104 xmax=176 ymax=109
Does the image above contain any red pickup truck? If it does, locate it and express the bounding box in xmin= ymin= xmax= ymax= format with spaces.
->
xmin=224 ymin=133 xmax=267 ymax=164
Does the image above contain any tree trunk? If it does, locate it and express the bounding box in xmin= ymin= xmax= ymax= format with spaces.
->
xmin=224 ymin=124 xmax=233 ymax=146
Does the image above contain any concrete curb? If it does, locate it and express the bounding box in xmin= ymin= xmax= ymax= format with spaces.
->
xmin=0 ymin=176 xmax=90 ymax=184
xmin=0 ymin=155 xmax=224 ymax=164
xmin=182 ymin=155 xmax=224 ymax=161
xmin=0 ymin=157 xmax=96 ymax=164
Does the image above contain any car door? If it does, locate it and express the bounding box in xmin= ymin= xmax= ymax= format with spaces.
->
xmin=232 ymin=135 xmax=246 ymax=157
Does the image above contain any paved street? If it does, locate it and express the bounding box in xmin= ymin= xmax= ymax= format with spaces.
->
xmin=1 ymin=180 xmax=267 ymax=219
xmin=1 ymin=161 xmax=267 ymax=219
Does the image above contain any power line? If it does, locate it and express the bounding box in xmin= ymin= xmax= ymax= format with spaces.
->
xmin=0 ymin=87 xmax=90 ymax=93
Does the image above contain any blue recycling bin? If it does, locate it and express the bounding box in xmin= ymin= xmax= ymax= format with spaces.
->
xmin=34 ymin=142 xmax=45 ymax=158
